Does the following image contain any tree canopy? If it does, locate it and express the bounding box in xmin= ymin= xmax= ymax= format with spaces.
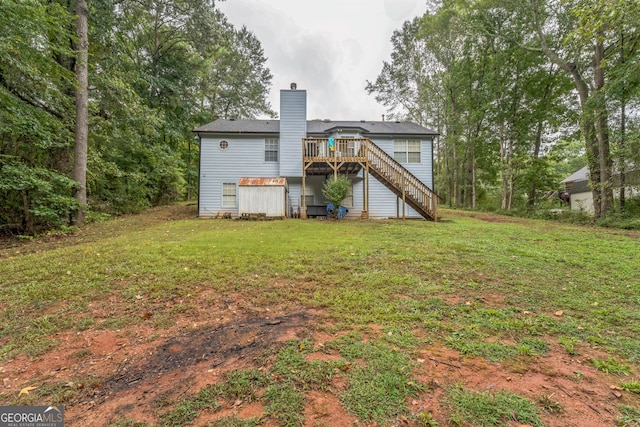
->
xmin=0 ymin=0 xmax=274 ymax=233
xmin=368 ymin=0 xmax=640 ymax=217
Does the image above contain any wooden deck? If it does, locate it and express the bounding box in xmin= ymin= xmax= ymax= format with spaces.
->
xmin=301 ymin=138 xmax=438 ymax=221
xmin=303 ymin=138 xmax=368 ymax=175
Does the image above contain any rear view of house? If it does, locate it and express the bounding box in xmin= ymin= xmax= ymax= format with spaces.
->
xmin=194 ymin=84 xmax=438 ymax=220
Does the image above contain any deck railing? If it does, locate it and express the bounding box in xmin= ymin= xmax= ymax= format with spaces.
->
xmin=303 ymin=138 xmax=368 ymax=160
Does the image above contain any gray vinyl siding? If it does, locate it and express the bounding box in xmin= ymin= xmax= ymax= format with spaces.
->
xmin=199 ymin=135 xmax=279 ymax=217
xmin=279 ymin=90 xmax=307 ymax=177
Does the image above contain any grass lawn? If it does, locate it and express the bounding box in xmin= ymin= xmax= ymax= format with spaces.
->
xmin=0 ymin=205 xmax=639 ymax=426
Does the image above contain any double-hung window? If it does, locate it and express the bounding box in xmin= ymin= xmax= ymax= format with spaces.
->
xmin=222 ymin=183 xmax=237 ymax=207
xmin=265 ymin=138 xmax=279 ymax=162
xmin=393 ymin=139 xmax=421 ymax=163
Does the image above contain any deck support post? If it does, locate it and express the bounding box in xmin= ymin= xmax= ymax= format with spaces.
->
xmin=402 ymin=174 xmax=406 ymax=219
xmin=333 ymin=143 xmax=337 ymax=179
xmin=301 ymin=142 xmax=307 ymax=219
xmin=365 ymin=162 xmax=369 ymax=218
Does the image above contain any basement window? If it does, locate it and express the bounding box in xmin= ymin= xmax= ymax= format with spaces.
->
xmin=222 ymin=183 xmax=236 ymax=207
xmin=393 ymin=139 xmax=420 ymax=163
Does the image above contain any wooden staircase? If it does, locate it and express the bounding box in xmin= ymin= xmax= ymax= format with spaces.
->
xmin=364 ymin=141 xmax=438 ymax=221
xmin=302 ymin=137 xmax=438 ymax=221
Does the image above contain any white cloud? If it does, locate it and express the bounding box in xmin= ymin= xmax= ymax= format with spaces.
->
xmin=217 ymin=0 xmax=428 ymax=120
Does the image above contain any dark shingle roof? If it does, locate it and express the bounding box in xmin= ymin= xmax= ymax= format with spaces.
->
xmin=194 ymin=119 xmax=438 ymax=136
xmin=194 ymin=119 xmax=279 ymax=134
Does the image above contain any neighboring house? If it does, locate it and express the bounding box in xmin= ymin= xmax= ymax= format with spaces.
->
xmin=561 ymin=166 xmax=593 ymax=212
xmin=562 ymin=166 xmax=640 ymax=213
xmin=193 ymin=84 xmax=438 ymax=220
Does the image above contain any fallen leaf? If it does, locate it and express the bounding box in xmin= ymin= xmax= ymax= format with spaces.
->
xmin=554 ymin=310 xmax=564 ymax=317
xmin=19 ymin=386 xmax=37 ymax=396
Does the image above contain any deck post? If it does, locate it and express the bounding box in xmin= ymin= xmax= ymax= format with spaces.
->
xmin=301 ymin=139 xmax=307 ymax=219
xmin=333 ymin=139 xmax=337 ymax=179
xmin=433 ymin=195 xmax=438 ymax=222
xmin=365 ymin=162 xmax=369 ymax=218
xmin=402 ymin=174 xmax=406 ymax=219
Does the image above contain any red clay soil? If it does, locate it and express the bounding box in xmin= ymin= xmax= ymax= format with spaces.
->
xmin=0 ymin=283 xmax=638 ymax=426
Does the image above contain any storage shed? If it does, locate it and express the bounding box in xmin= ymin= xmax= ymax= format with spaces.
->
xmin=238 ymin=178 xmax=288 ymax=218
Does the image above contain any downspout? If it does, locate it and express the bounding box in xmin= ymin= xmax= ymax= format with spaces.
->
xmin=431 ymin=137 xmax=435 ymax=192
xmin=195 ymin=132 xmax=202 ymax=217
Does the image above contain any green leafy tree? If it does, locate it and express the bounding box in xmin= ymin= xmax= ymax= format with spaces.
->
xmin=322 ymin=176 xmax=351 ymax=218
xmin=1 ymin=0 xmax=275 ymax=233
xmin=0 ymin=0 xmax=77 ymax=233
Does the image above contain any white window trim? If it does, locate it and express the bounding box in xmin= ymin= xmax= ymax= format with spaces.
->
xmin=265 ymin=138 xmax=279 ymax=162
xmin=222 ymin=183 xmax=237 ymax=207
xmin=394 ymin=139 xmax=421 ymax=164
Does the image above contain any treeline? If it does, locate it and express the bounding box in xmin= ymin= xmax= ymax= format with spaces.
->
xmin=0 ymin=0 xmax=274 ymax=234
xmin=368 ymin=0 xmax=640 ymax=218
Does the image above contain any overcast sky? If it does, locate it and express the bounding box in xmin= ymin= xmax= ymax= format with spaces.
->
xmin=217 ymin=0 xmax=429 ymax=121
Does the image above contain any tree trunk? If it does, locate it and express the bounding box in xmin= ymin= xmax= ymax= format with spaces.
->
xmin=530 ymin=3 xmax=608 ymax=217
xmin=23 ymin=191 xmax=33 ymax=235
xmin=449 ymin=87 xmax=458 ymax=206
xmin=500 ymin=123 xmax=508 ymax=210
xmin=528 ymin=119 xmax=543 ymax=208
xmin=593 ymin=35 xmax=613 ymax=216
xmin=619 ymin=32 xmax=626 ymax=210
xmin=73 ymin=0 xmax=89 ymax=226
xmin=471 ymin=151 xmax=476 ymax=210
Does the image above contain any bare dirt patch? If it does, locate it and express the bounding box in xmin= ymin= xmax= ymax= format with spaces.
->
xmin=0 ymin=306 xmax=320 ymax=426
xmin=412 ymin=342 xmax=637 ymax=427
xmin=2 ymin=295 xmax=639 ymax=426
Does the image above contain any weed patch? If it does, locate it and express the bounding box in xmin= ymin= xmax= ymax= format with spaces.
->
xmin=333 ymin=336 xmax=423 ymax=422
xmin=592 ymin=357 xmax=631 ymax=376
xmin=445 ymin=384 xmax=543 ymax=426
xmin=617 ymin=405 xmax=640 ymax=426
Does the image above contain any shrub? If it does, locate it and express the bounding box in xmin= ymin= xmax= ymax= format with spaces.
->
xmin=322 ymin=175 xmax=351 ymax=217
